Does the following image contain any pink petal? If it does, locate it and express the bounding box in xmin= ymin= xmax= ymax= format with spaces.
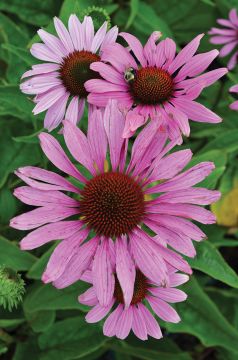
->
xmin=39 ymin=132 xmax=86 ymax=182
xmin=83 ymin=16 xmax=94 ymax=51
xmin=21 ymin=63 xmax=60 ymax=79
xmin=130 ymin=228 xmax=169 ymax=285
xmin=156 ymin=188 xmax=220 ymax=205
xmin=144 ymin=31 xmax=161 ymax=66
xmin=53 ymin=17 xmax=74 ymax=53
xmin=100 ymin=26 xmax=118 ymax=50
xmin=123 ymin=111 xmax=146 ymax=138
xmin=19 ymin=220 xmax=83 ymax=249
xmin=103 ymin=100 xmax=126 ymax=171
xmin=229 ymin=9 xmax=238 ymax=26
xmin=68 ymin=15 xmax=83 ymax=51
xmin=65 ymin=97 xmax=79 ymax=125
xmin=44 ymin=93 xmax=69 ymax=131
xmin=149 ymin=149 xmax=192 ymax=182
xmin=168 ymin=34 xmax=204 ymax=74
xmin=92 ymin=239 xmax=115 ymax=307
xmin=91 ymin=22 xmax=107 ymax=53
xmin=149 ymin=287 xmax=187 ymax=303
xmin=90 ymin=62 xmax=125 ymax=85
xmin=88 ymin=109 xmax=107 ymax=173
xmin=178 ymin=68 xmax=228 ymax=90
xmin=175 ymin=50 xmax=219 ymax=81
xmin=30 ymin=43 xmax=61 ymax=63
xmin=147 ymin=296 xmax=181 ymax=323
xmin=86 ymin=301 xmax=113 ymax=323
xmin=115 ymin=307 xmax=133 ymax=340
xmin=32 ymin=86 xmax=66 ymax=115
xmin=11 ymin=207 xmax=80 ymax=231
xmin=14 ymin=186 xmax=78 ymax=207
xmin=53 ymin=237 xmax=99 ymax=289
xmin=138 ymin=303 xmax=162 ymax=339
xmin=227 ymin=51 xmax=238 ymax=70
xmin=230 ymin=100 xmax=238 ymax=110
xmin=63 ymin=120 xmax=95 ymax=174
xmin=217 ymin=18 xmax=236 ymax=29
xmin=219 ymin=41 xmax=238 ymax=57
xmin=120 ymin=32 xmax=147 ymax=66
xmin=101 ymin=43 xmax=137 ymax=72
xmin=42 ymin=229 xmax=89 ymax=283
xmin=78 ymin=287 xmax=98 ymax=306
xmin=115 ymin=237 xmax=135 ymax=308
xmin=38 ymin=29 xmax=67 ymax=57
xmin=169 ymin=273 xmax=189 ymax=287
xmin=103 ymin=304 xmax=123 ymax=337
xmin=172 ymin=98 xmax=222 ymax=123
xmin=146 ymin=162 xmax=215 ymax=193
xmin=86 ymin=79 xmax=127 ymax=93
xmin=131 ymin=306 xmax=148 ymax=340
xmin=87 ymin=91 xmax=132 ymax=107
xmin=15 ymin=166 xmax=79 ymax=193
xmin=164 ymin=103 xmax=190 ymax=137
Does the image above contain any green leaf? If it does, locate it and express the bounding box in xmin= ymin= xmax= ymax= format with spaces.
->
xmin=25 ymin=310 xmax=55 ymax=333
xmin=187 ymin=241 xmax=238 ymax=288
xmin=13 ymin=337 xmax=40 ymax=360
xmin=135 ymin=1 xmax=174 ymax=38
xmin=108 ymin=341 xmax=192 ymax=360
xmin=0 ymin=318 xmax=25 ymax=328
xmin=12 ymin=129 xmax=44 ymax=144
xmin=164 ymin=276 xmax=238 ymax=352
xmin=0 ymin=187 xmax=17 ymax=224
xmin=125 ymin=0 xmax=139 ymax=29
xmin=38 ymin=316 xmax=107 ymax=360
xmin=0 ymin=236 xmax=36 ymax=271
xmin=200 ymin=130 xmax=238 ymax=154
xmin=0 ymin=123 xmax=41 ymax=187
xmin=23 ymin=282 xmax=89 ymax=312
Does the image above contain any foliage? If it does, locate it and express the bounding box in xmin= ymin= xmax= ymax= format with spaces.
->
xmin=0 ymin=0 xmax=238 ymax=359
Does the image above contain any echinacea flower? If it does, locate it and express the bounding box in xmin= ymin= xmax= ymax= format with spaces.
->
xmin=229 ymin=84 xmax=238 ymax=110
xmin=209 ymin=9 xmax=238 ymax=70
xmin=86 ymin=31 xmax=227 ymax=141
xmin=20 ymin=15 xmax=118 ymax=131
xmin=10 ymin=101 xmax=219 ymax=308
xmin=78 ymin=266 xmax=189 ymax=340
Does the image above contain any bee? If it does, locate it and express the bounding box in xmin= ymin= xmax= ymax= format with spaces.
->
xmin=124 ymin=67 xmax=136 ymax=83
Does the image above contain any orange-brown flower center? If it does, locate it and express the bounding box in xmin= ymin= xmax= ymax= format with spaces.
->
xmin=60 ymin=50 xmax=100 ymax=97
xmin=80 ymin=172 xmax=145 ymax=238
xmin=114 ymin=270 xmax=148 ymax=305
xmin=129 ymin=66 xmax=174 ymax=105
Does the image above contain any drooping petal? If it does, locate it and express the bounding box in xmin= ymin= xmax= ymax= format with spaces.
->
xmin=103 ymin=304 xmax=123 ymax=337
xmin=115 ymin=307 xmax=133 ymax=340
xmin=92 ymin=239 xmax=115 ymax=307
xmin=115 ymin=237 xmax=135 ymax=308
xmin=86 ymin=301 xmax=113 ymax=323
xmin=131 ymin=306 xmax=148 ymax=340
xmin=137 ymin=303 xmax=162 ymax=339
xmin=147 ymin=296 xmax=181 ymax=323
xmin=120 ymin=32 xmax=147 ymax=66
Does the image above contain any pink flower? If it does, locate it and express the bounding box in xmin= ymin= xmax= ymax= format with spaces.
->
xmin=229 ymin=84 xmax=238 ymax=110
xmin=209 ymin=9 xmax=238 ymax=70
xmin=20 ymin=15 xmax=118 ymax=131
xmin=10 ymin=101 xmax=219 ymax=306
xmin=85 ymin=32 xmax=227 ymax=141
xmin=78 ymin=266 xmax=189 ymax=340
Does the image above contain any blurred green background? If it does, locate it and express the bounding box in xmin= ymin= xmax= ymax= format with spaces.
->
xmin=1 ymin=0 xmax=238 ymax=359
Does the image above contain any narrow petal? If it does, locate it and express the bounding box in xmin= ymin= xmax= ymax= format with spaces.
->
xmin=172 ymin=98 xmax=222 ymax=123
xmin=15 ymin=166 xmax=79 ymax=193
xmin=120 ymin=32 xmax=147 ymax=66
xmin=42 ymin=229 xmax=89 ymax=283
xmin=88 ymin=109 xmax=107 ymax=173
xmin=100 ymin=25 xmax=118 ymax=50
xmin=149 ymin=287 xmax=187 ymax=303
xmin=63 ymin=120 xmax=95 ymax=174
xmin=168 ymin=34 xmax=204 ymax=74
xmin=169 ymin=273 xmax=189 ymax=287
xmin=131 ymin=306 xmax=148 ymax=340
xmin=83 ymin=16 xmax=94 ymax=51
xmin=92 ymin=239 xmax=115 ymax=307
xmin=53 ymin=17 xmax=74 ymax=53
xmin=130 ymin=228 xmax=169 ymax=285
xmin=86 ymin=301 xmax=113 ymax=323
xmin=147 ymin=162 xmax=215 ymax=193
xmin=91 ymin=22 xmax=107 ymax=53
xmin=11 ymin=207 xmax=80 ymax=231
xmin=19 ymin=220 xmax=83 ymax=249
xmin=38 ymin=29 xmax=67 ymax=57
xmin=65 ymin=97 xmax=79 ymax=125
xmin=14 ymin=186 xmax=78 ymax=207
xmin=53 ymin=237 xmax=99 ymax=289
xmin=90 ymin=62 xmax=125 ymax=85
xmin=103 ymin=304 xmax=123 ymax=337
xmin=115 ymin=307 xmax=133 ymax=340
xmin=32 ymin=86 xmax=66 ymax=115
xmin=101 ymin=43 xmax=137 ymax=72
xmin=115 ymin=237 xmax=135 ymax=308
xmin=219 ymin=41 xmax=238 ymax=57
xmin=39 ymin=132 xmax=86 ymax=182
xmin=156 ymin=188 xmax=221 ymax=205
xmin=147 ymin=296 xmax=181 ymax=323
xmin=30 ymin=43 xmax=61 ymax=63
xmin=44 ymin=93 xmax=69 ymax=131
xmin=103 ymin=100 xmax=126 ymax=171
xmin=68 ymin=14 xmax=83 ymax=51
xmin=78 ymin=287 xmax=98 ymax=306
xmin=138 ymin=303 xmax=162 ymax=339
